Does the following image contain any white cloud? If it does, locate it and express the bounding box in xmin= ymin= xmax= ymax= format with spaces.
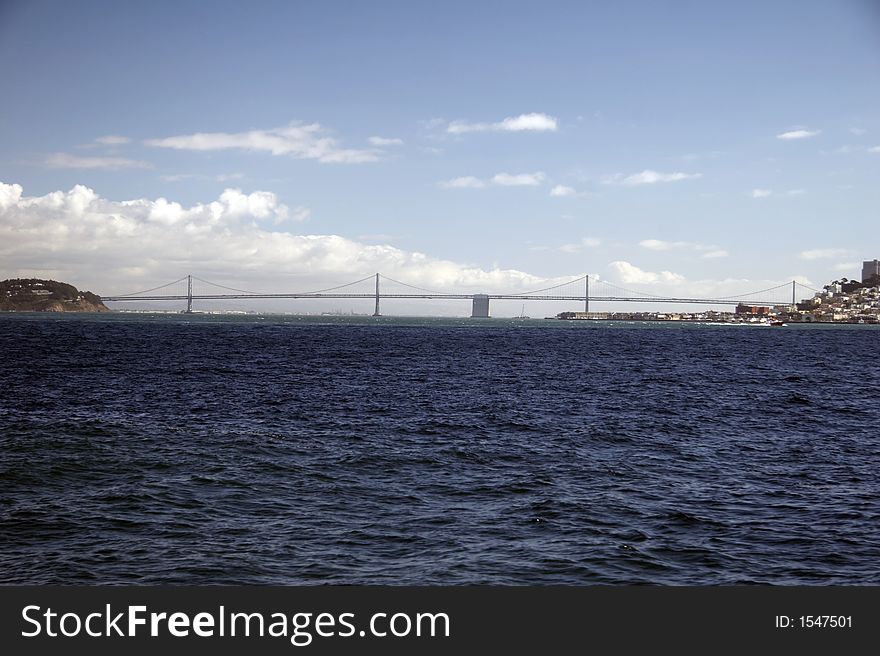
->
xmin=868 ymin=146 xmax=880 ymax=153
xmin=497 ymin=113 xmax=557 ymax=131
xmin=603 ymin=262 xmax=816 ymax=300
xmin=421 ymin=118 xmax=447 ymax=130
xmin=491 ymin=172 xmax=545 ymax=186
xmin=438 ymin=176 xmax=485 ymax=189
xmin=0 ymin=181 xmax=555 ymax=296
xmin=639 ymin=239 xmax=726 ymax=257
xmin=159 ymin=172 xmax=245 ymax=183
xmin=559 ymin=238 xmax=601 ymax=253
xmin=776 ymin=129 xmax=821 ymax=140
xmin=549 ymin=185 xmax=576 ymax=197
xmin=160 ymin=174 xmax=199 ymax=182
xmin=94 ymin=135 xmax=131 ymax=146
xmin=608 ymin=261 xmax=685 ymax=285
xmin=447 ymin=112 xmax=558 ymax=134
xmin=283 ymin=206 xmax=311 ymax=223
xmin=800 ymin=248 xmax=850 ymax=260
xmin=46 ymin=153 xmax=152 ymax=170
xmin=849 ymin=127 xmax=866 ymax=136
xmin=749 ymin=188 xmax=803 ymax=198
xmin=368 ymin=136 xmax=404 ymax=146
xmin=439 ymin=172 xmax=545 ymax=189
xmin=358 ymin=233 xmax=404 ymax=242
xmin=639 ymin=239 xmax=686 ymax=251
xmin=832 ymin=261 xmax=859 ymax=272
xmin=603 ymin=170 xmax=702 ymax=186
xmin=145 ymin=122 xmax=379 ymax=164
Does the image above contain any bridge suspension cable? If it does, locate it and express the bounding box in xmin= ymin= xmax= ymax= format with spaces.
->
xmin=189 ymin=274 xmax=379 ymax=296
xmin=509 ymin=274 xmax=587 ymax=296
xmin=113 ymin=275 xmax=189 ymax=297
xmin=191 ymin=276 xmax=266 ymax=295
xmin=714 ymin=281 xmax=792 ymax=300
xmin=298 ymin=274 xmax=378 ymax=295
xmin=378 ymin=274 xmax=445 ymax=295
xmin=797 ymin=281 xmax=821 ymax=293
xmin=592 ymin=279 xmax=667 ymax=299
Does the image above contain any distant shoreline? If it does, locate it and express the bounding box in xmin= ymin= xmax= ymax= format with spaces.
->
xmin=2 ymin=311 xmax=879 ymax=328
xmin=550 ymin=316 xmax=876 ymax=325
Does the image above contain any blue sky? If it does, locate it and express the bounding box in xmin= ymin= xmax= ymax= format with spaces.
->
xmin=1 ymin=0 xmax=878 ymax=313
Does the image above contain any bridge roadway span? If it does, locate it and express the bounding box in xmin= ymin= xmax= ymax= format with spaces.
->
xmin=102 ymin=293 xmax=779 ymax=304
xmin=102 ymin=292 xmax=781 ymax=316
xmin=101 ymin=273 xmax=804 ymax=316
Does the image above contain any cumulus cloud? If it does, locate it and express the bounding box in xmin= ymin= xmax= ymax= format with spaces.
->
xmin=368 ymin=136 xmax=403 ymax=146
xmin=160 ymin=174 xmax=199 ymax=182
xmin=446 ymin=112 xmax=558 ymax=134
xmin=144 ymin=122 xmax=379 ymax=164
xmin=438 ymin=176 xmax=486 ymax=189
xmin=46 ymin=153 xmax=152 ymax=170
xmin=799 ymin=248 xmax=850 ymax=260
xmin=559 ymin=238 xmax=601 ymax=253
xmin=753 ymin=187 xmax=803 ymax=198
xmin=216 ymin=172 xmax=245 ymax=182
xmin=491 ymin=172 xmax=545 ymax=186
xmin=603 ymin=170 xmax=701 ymax=186
xmin=639 ymin=239 xmax=688 ymax=251
xmin=160 ymin=172 xmax=246 ymax=183
xmin=0 ymin=181 xmax=555 ymax=300
xmin=94 ymin=135 xmax=131 ymax=145
xmin=608 ymin=261 xmax=685 ymax=284
xmin=639 ymin=239 xmax=726 ymax=257
xmin=602 ymin=260 xmax=813 ymax=301
xmin=776 ymin=129 xmax=820 ymax=140
xmin=438 ymin=172 xmax=545 ymax=188
xmin=549 ymin=185 xmax=576 ymax=197
xmin=869 ymin=146 xmax=880 ymax=153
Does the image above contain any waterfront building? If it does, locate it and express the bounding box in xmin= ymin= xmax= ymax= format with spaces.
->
xmin=735 ymin=304 xmax=770 ymax=315
xmin=862 ymin=259 xmax=880 ymax=283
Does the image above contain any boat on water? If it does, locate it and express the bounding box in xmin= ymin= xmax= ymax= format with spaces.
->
xmin=770 ymin=319 xmax=785 ymax=327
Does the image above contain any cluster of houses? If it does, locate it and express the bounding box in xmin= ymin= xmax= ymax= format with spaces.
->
xmin=557 ymin=260 xmax=880 ymax=324
xmin=780 ymin=275 xmax=880 ymax=324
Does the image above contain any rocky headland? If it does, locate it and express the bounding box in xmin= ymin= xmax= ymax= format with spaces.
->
xmin=0 ymin=278 xmax=108 ymax=312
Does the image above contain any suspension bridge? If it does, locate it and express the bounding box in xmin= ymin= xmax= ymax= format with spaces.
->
xmin=101 ymin=274 xmax=819 ymax=317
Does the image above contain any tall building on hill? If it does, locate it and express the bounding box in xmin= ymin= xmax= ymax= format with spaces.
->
xmin=863 ymin=259 xmax=880 ymax=283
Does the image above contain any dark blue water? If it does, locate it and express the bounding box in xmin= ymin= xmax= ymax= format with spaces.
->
xmin=1 ymin=314 xmax=878 ymax=584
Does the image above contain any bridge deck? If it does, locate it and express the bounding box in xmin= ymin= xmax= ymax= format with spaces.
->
xmin=102 ymin=293 xmax=783 ymax=306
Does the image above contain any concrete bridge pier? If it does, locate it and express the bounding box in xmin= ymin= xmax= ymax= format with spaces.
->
xmin=471 ymin=294 xmax=490 ymax=318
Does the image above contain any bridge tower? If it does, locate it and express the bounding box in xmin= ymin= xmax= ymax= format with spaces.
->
xmin=585 ymin=274 xmax=589 ymax=313
xmin=792 ymin=280 xmax=796 ymax=306
xmin=185 ymin=274 xmax=193 ymax=314
xmin=372 ymin=273 xmax=381 ymax=317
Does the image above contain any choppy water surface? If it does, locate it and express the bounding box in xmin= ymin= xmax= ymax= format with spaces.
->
xmin=1 ymin=313 xmax=878 ymax=584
